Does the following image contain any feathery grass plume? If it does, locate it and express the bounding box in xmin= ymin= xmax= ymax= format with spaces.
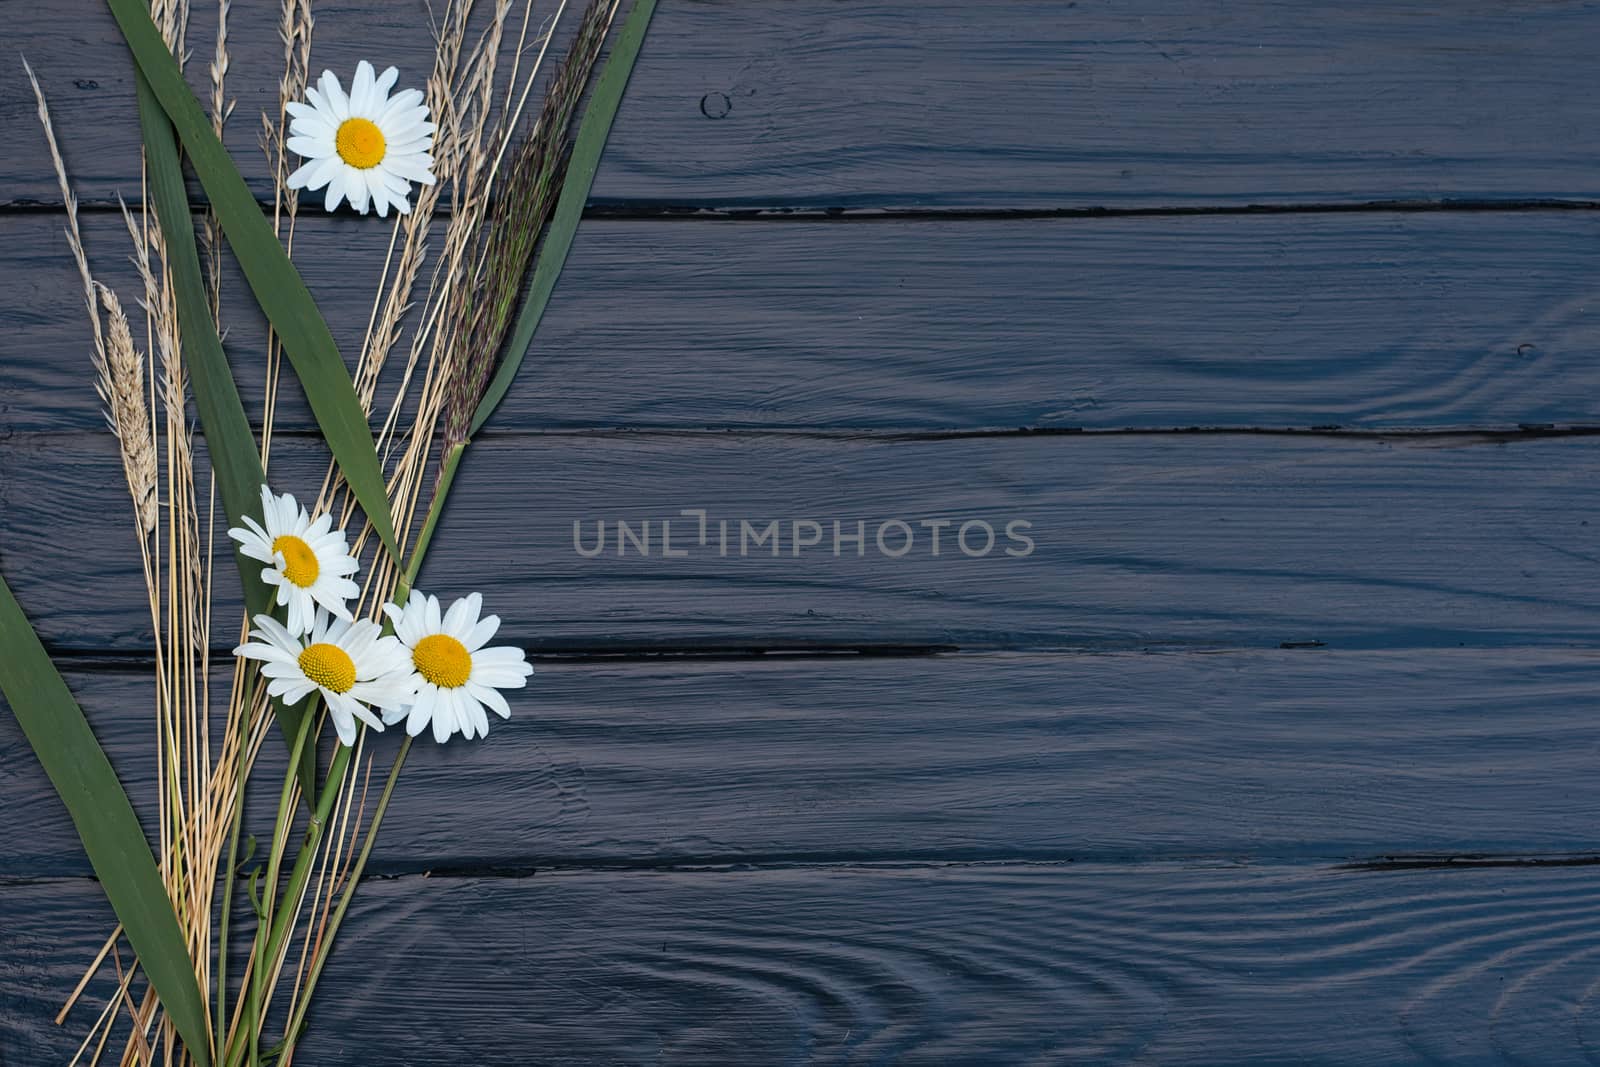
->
xmin=259 ymin=0 xmax=314 ymax=466
xmin=204 ymin=0 xmax=234 ymax=317
xmin=443 ymin=0 xmax=620 ymax=450
xmin=263 ymin=0 xmax=314 ymax=216
xmin=96 ymin=286 xmax=160 ymax=535
xmin=23 ymin=57 xmax=103 ymax=357
xmin=27 ymin=63 xmax=161 ymax=543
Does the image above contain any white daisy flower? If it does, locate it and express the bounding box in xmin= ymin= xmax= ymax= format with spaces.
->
xmin=234 ymin=610 xmax=416 ymax=748
xmin=228 ymin=485 xmax=361 ymax=637
xmin=382 ymin=591 xmax=534 ymax=743
xmin=285 ymin=60 xmax=437 ymax=217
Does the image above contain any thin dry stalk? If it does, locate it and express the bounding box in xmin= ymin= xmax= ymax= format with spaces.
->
xmin=260 ymin=0 xmax=315 ymax=468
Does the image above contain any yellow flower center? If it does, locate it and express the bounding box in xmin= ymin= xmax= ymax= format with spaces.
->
xmin=298 ymin=642 xmax=356 ymax=694
xmin=336 ymin=117 xmax=387 ymax=169
xmin=413 ymin=634 xmax=472 ymax=689
xmin=271 ymin=534 xmax=320 ymax=588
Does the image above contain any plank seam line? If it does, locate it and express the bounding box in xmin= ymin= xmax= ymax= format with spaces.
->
xmin=11 ymin=852 xmax=1600 ymax=887
xmin=15 ymin=425 xmax=1600 ymax=443
xmin=8 ymin=196 xmax=1600 ymax=221
xmin=44 ymin=644 xmax=968 ymax=666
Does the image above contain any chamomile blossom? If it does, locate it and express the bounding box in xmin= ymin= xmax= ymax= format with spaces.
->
xmin=285 ymin=60 xmax=436 ymax=217
xmin=228 ymin=485 xmax=360 ymax=637
xmin=234 ymin=611 xmax=416 ymax=748
xmin=382 ymin=591 xmax=534 ymax=743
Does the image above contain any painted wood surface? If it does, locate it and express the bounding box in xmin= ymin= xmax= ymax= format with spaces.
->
xmin=7 ymin=0 xmax=1600 ymax=211
xmin=6 ymin=648 xmax=1600 ymax=878
xmin=4 ymin=431 xmax=1597 ymax=654
xmin=14 ymin=862 xmax=1600 ymax=1064
xmin=8 ymin=210 xmax=1600 ymax=435
xmin=5 ymin=0 xmax=1600 ymax=1063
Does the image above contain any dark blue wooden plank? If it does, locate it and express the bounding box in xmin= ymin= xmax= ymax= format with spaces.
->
xmin=10 ymin=862 xmax=1600 ymax=1064
xmin=9 ymin=210 xmax=1600 ymax=434
xmin=7 ymin=0 xmax=1600 ymax=210
xmin=6 ymin=649 xmax=1600 ymax=878
xmin=3 ymin=431 xmax=1597 ymax=654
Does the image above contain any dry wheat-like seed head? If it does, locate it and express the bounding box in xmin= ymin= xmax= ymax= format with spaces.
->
xmin=95 ymin=285 xmax=158 ymax=535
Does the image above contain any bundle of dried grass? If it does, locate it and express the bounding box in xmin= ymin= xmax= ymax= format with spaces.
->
xmin=28 ymin=0 xmax=643 ymax=1060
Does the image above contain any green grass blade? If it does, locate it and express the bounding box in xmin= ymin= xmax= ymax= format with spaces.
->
xmin=0 ymin=571 xmax=213 ymax=1066
xmin=133 ymin=70 xmax=317 ymax=803
xmin=135 ymin=75 xmax=267 ymax=615
xmin=469 ymin=0 xmax=658 ymax=436
xmin=105 ymin=0 xmax=400 ymax=562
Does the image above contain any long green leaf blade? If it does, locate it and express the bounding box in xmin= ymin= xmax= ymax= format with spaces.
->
xmin=0 ymin=571 xmax=213 ymax=1066
xmin=105 ymin=0 xmax=400 ymax=562
xmin=469 ymin=0 xmax=658 ymax=435
xmin=133 ymin=71 xmax=317 ymax=803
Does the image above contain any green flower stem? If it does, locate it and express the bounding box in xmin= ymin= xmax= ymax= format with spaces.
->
xmin=273 ymin=444 xmax=467 ymax=1062
xmin=270 ymin=441 xmax=468 ymax=1061
xmin=403 ymin=441 xmax=466 ymax=593
xmin=226 ymin=727 xmax=350 ymax=1067
xmin=213 ymin=669 xmax=257 ymax=1054
xmin=229 ymin=443 xmax=466 ymax=1065
xmin=246 ymin=696 xmax=316 ymax=1066
xmin=277 ymin=734 xmax=412 ymax=1061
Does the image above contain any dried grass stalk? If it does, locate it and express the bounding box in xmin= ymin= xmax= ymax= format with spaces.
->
xmin=23 ymin=58 xmax=103 ymax=356
xmin=96 ymin=285 xmax=159 ymax=535
xmin=444 ymin=0 xmax=621 ymax=449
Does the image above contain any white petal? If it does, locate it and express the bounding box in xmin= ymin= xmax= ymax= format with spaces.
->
xmin=365 ymin=169 xmax=391 ymax=217
xmin=250 ymin=615 xmax=300 ymax=649
xmin=381 ymin=155 xmax=435 ymax=186
xmin=328 ymin=703 xmax=358 ymax=747
xmin=318 ymin=70 xmax=350 ymax=121
xmin=302 ymin=87 xmax=331 ymax=119
xmin=432 ymin=691 xmax=456 ymax=743
xmin=443 ymin=594 xmax=476 ymax=637
xmin=310 ymin=587 xmax=355 ymax=621
xmin=286 ymin=134 xmax=334 ymax=159
xmin=380 ymin=115 xmax=432 ymax=142
xmin=323 ymin=171 xmax=348 ymax=213
xmin=465 ymin=614 xmax=501 ymax=651
xmin=344 ymin=169 xmax=370 ymax=214
xmin=351 ymin=61 xmax=376 ymax=116
xmin=464 ymin=691 xmax=491 ymax=738
xmin=379 ymin=88 xmax=424 ymax=124
xmin=406 ymin=687 xmax=436 ymax=735
xmin=467 ymin=681 xmax=512 ymax=719
xmin=285 ymin=100 xmax=325 ymax=125
xmin=289 ymin=155 xmax=338 ymax=192
xmin=374 ymin=65 xmax=400 ymax=103
xmin=236 ymin=539 xmax=276 ymax=565
xmin=288 ymin=595 xmax=314 ymax=637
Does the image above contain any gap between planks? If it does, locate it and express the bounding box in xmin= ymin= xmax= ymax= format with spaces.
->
xmin=9 ymin=196 xmax=1600 ymax=221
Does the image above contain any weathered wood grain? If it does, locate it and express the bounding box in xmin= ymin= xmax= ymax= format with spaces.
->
xmin=3 ymin=431 xmax=1597 ymax=653
xmin=7 ymin=648 xmax=1600 ymax=878
xmin=11 ymin=862 xmax=1600 ymax=1064
xmin=9 ymin=1 xmax=1600 ymax=211
xmin=8 ymin=209 xmax=1600 ymax=435
xmin=6 ymin=431 xmax=1593 ymax=652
